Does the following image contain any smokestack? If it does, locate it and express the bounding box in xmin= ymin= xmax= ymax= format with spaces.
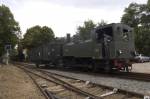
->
xmin=66 ymin=33 xmax=71 ymax=43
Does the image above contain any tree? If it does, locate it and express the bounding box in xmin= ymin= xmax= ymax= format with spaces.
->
xmin=0 ymin=5 xmax=20 ymax=56
xmin=23 ymin=25 xmax=55 ymax=49
xmin=76 ymin=20 xmax=107 ymax=41
xmin=134 ymin=26 xmax=150 ymax=55
xmin=121 ymin=3 xmax=142 ymax=27
xmin=121 ymin=1 xmax=150 ymax=55
xmin=76 ymin=20 xmax=96 ymax=40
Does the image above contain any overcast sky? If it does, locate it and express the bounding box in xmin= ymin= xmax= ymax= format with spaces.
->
xmin=1 ymin=0 xmax=147 ymax=37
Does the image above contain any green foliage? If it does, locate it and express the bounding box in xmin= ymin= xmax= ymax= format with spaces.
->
xmin=0 ymin=5 xmax=20 ymax=56
xmin=76 ymin=20 xmax=107 ymax=41
xmin=23 ymin=25 xmax=55 ymax=49
xmin=121 ymin=3 xmax=141 ymax=27
xmin=76 ymin=20 xmax=96 ymax=40
xmin=121 ymin=1 xmax=150 ymax=55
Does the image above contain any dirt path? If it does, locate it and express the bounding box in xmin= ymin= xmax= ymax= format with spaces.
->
xmin=0 ymin=64 xmax=45 ymax=99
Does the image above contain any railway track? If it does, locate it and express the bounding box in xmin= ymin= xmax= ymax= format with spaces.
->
xmin=112 ymin=72 xmax=150 ymax=82
xmin=45 ymin=66 xmax=150 ymax=82
xmin=20 ymin=62 xmax=150 ymax=82
xmin=59 ymin=69 xmax=150 ymax=82
xmin=40 ymin=69 xmax=147 ymax=97
xmin=22 ymin=70 xmax=55 ymax=99
xmin=13 ymin=62 xmax=144 ymax=99
xmin=15 ymin=64 xmax=102 ymax=99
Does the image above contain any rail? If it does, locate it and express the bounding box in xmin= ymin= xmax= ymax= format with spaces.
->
xmin=15 ymin=64 xmax=102 ymax=99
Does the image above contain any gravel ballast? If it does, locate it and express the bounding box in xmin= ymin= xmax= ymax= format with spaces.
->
xmin=45 ymin=69 xmax=150 ymax=96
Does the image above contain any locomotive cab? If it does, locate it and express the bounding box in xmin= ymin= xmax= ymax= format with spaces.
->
xmin=94 ymin=23 xmax=135 ymax=72
xmin=63 ymin=23 xmax=135 ymax=72
xmin=95 ymin=25 xmax=114 ymax=59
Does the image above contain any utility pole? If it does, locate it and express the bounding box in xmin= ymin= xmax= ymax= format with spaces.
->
xmin=5 ymin=49 xmax=9 ymax=65
xmin=4 ymin=44 xmax=11 ymax=65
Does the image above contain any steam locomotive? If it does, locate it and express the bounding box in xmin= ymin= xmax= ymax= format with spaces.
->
xmin=28 ymin=23 xmax=135 ymax=72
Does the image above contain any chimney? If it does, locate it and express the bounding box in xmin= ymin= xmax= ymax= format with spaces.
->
xmin=66 ymin=33 xmax=71 ymax=43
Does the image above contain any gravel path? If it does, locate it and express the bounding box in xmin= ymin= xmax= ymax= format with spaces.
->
xmin=0 ymin=64 xmax=44 ymax=99
xmin=132 ymin=62 xmax=150 ymax=73
xmin=45 ymin=69 xmax=150 ymax=96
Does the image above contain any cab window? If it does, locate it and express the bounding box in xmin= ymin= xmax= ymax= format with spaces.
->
xmin=122 ymin=29 xmax=129 ymax=41
xmin=96 ymin=26 xmax=113 ymax=41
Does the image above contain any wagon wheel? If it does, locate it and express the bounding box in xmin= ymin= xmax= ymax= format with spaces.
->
xmin=92 ymin=61 xmax=99 ymax=72
xmin=57 ymin=59 xmax=64 ymax=68
xmin=44 ymin=64 xmax=50 ymax=68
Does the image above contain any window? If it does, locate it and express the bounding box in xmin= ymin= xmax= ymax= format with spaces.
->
xmin=122 ymin=29 xmax=129 ymax=41
xmin=96 ymin=26 xmax=113 ymax=41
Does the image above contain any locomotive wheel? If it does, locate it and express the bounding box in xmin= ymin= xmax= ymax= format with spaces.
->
xmin=92 ymin=62 xmax=99 ymax=72
xmin=104 ymin=61 xmax=111 ymax=73
xmin=57 ymin=59 xmax=64 ymax=68
xmin=128 ymin=66 xmax=132 ymax=72
xmin=36 ymin=63 xmax=40 ymax=68
xmin=125 ymin=66 xmax=129 ymax=72
xmin=124 ymin=63 xmax=132 ymax=72
xmin=104 ymin=65 xmax=111 ymax=73
xmin=92 ymin=66 xmax=98 ymax=72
